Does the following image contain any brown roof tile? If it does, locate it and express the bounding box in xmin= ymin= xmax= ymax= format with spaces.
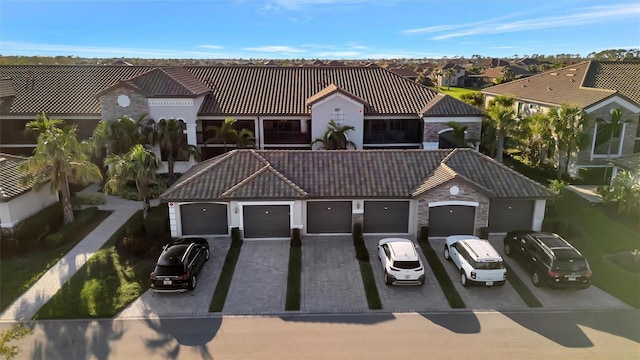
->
xmin=483 ymin=61 xmax=640 ymax=108
xmin=0 ymin=153 xmax=33 ymax=202
xmin=420 ymin=94 xmax=482 ymax=116
xmin=306 ymin=83 xmax=368 ymax=107
xmin=612 ymin=153 xmax=640 ymax=173
xmin=160 ymin=149 xmax=555 ymax=201
xmin=0 ymin=78 xmax=16 ymax=98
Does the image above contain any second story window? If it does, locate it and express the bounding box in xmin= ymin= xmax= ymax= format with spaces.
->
xmin=332 ymin=108 xmax=345 ymax=125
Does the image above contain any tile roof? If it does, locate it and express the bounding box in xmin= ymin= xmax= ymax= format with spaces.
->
xmin=0 ymin=78 xmax=16 ymax=98
xmin=0 ymin=65 xmax=481 ymax=117
xmin=419 ymin=93 xmax=483 ymax=116
xmin=0 ymin=153 xmax=33 ymax=202
xmin=305 ymin=83 xmax=368 ymax=107
xmin=482 ymin=61 xmax=640 ymax=108
xmin=612 ymin=153 xmax=640 ymax=173
xmin=160 ymin=149 xmax=555 ymax=202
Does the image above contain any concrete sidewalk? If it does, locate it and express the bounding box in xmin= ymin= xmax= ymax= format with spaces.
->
xmin=0 ymin=184 xmax=144 ymax=321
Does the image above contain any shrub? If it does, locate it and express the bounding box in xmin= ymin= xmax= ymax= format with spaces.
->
xmin=231 ymin=227 xmax=243 ymax=248
xmin=553 ymin=219 xmax=569 ymax=237
xmin=144 ymin=206 xmax=169 ymax=241
xmin=352 ymin=223 xmax=364 ymax=247
xmin=12 ymin=202 xmax=64 ymax=248
xmin=480 ymin=227 xmax=489 ymax=239
xmin=418 ymin=226 xmax=430 ymax=248
xmin=71 ymin=194 xmax=105 ymax=206
xmin=291 ymin=228 xmax=301 ymax=248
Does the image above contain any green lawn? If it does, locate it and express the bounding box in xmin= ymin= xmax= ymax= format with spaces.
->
xmin=33 ymin=211 xmax=154 ymax=319
xmin=548 ymin=191 xmax=640 ymax=308
xmin=0 ymin=210 xmax=112 ymax=312
xmin=437 ymin=87 xmax=480 ymax=100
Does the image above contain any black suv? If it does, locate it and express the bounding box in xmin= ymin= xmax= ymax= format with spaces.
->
xmin=503 ymin=231 xmax=591 ymax=289
xmin=150 ymin=237 xmax=210 ymax=292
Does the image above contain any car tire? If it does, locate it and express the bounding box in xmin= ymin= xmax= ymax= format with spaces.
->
xmin=444 ymin=246 xmax=451 ymax=261
xmin=205 ymin=249 xmax=210 ymax=261
xmin=461 ymin=272 xmax=469 ymax=287
xmin=532 ymin=270 xmax=541 ymax=287
xmin=384 ymin=271 xmax=393 ymax=286
xmin=504 ymin=243 xmax=512 ymax=257
xmin=189 ymin=275 xmax=197 ymax=290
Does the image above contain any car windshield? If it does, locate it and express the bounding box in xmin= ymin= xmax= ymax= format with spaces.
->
xmin=473 ymin=260 xmax=504 ymax=269
xmin=553 ymin=258 xmax=588 ymax=271
xmin=153 ymin=265 xmax=184 ymax=276
xmin=393 ymin=260 xmax=421 ymax=269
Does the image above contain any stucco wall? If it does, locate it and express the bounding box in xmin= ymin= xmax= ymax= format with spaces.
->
xmin=0 ymin=185 xmax=59 ymax=229
xmin=310 ymin=94 xmax=364 ymax=149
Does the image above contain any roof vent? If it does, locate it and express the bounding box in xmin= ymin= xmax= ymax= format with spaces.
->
xmin=570 ymin=78 xmax=575 ymax=82
xmin=569 ymin=68 xmax=577 ymax=71
xmin=522 ymin=84 xmax=526 ymax=87
xmin=550 ymin=72 xmax=558 ymax=76
xmin=566 ymin=73 xmax=575 ymax=77
xmin=547 ymin=87 xmax=552 ymax=91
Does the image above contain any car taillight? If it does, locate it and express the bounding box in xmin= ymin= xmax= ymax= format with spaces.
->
xmin=177 ymin=271 xmax=190 ymax=280
xmin=548 ymin=270 xmax=561 ymax=278
xmin=471 ymin=271 xmax=476 ymax=279
xmin=415 ymin=267 xmax=423 ymax=271
xmin=585 ymin=271 xmax=592 ymax=278
xmin=150 ymin=272 xmax=157 ymax=280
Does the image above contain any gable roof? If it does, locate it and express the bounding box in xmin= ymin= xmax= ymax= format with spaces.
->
xmin=0 ymin=65 xmax=481 ymax=117
xmin=482 ymin=61 xmax=640 ymax=108
xmin=419 ymin=93 xmax=483 ymax=116
xmin=160 ymin=149 xmax=555 ymax=202
xmin=612 ymin=153 xmax=640 ymax=174
xmin=0 ymin=153 xmax=34 ymax=202
xmin=306 ymin=83 xmax=368 ymax=107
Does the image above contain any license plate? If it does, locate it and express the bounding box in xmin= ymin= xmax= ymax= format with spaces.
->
xmin=486 ymin=281 xmax=493 ymax=286
xmin=405 ymin=275 xmax=411 ymax=279
xmin=163 ymin=280 xmax=172 ymax=285
xmin=567 ymin=276 xmax=577 ymax=281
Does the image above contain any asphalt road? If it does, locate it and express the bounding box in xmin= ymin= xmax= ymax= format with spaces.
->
xmin=3 ymin=309 xmax=639 ymax=359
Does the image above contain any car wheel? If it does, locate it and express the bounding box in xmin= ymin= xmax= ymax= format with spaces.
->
xmin=384 ymin=271 xmax=393 ymax=286
xmin=205 ymin=249 xmax=210 ymax=261
xmin=189 ymin=275 xmax=197 ymax=290
xmin=532 ymin=270 xmax=541 ymax=287
xmin=461 ymin=272 xmax=469 ymax=287
xmin=504 ymin=243 xmax=512 ymax=257
xmin=444 ymin=246 xmax=451 ymax=261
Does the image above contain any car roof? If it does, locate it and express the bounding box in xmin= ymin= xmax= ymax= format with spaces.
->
xmin=458 ymin=239 xmax=503 ymax=262
xmin=379 ymin=238 xmax=419 ymax=260
xmin=158 ymin=244 xmax=189 ymax=266
xmin=446 ymin=234 xmax=480 ymax=245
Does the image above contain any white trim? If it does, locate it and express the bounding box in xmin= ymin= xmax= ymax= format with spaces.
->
xmin=585 ymin=96 xmax=640 ymax=114
xmin=309 ymin=92 xmax=365 ymax=109
xmin=148 ymin=99 xmax=194 ymax=107
xmin=423 ymin=142 xmax=439 ymax=150
xmin=428 ymin=200 xmax=479 ymax=207
xmin=237 ymin=201 xmax=295 ymax=235
xmin=591 ymin=122 xmax=626 ymax=159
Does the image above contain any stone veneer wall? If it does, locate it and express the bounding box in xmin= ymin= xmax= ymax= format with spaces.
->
xmin=423 ymin=121 xmax=481 ymax=143
xmin=416 ymin=178 xmax=490 ymax=236
xmin=99 ymin=86 xmax=150 ymax=122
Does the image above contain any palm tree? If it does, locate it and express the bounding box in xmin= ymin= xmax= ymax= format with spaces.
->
xmin=104 ymin=144 xmax=165 ymax=219
xmin=18 ymin=125 xmax=102 ymax=224
xmin=24 ymin=112 xmax=64 ymax=136
xmin=483 ymin=95 xmax=518 ymax=163
xmin=444 ymin=68 xmax=455 ymax=90
xmin=235 ymin=128 xmax=256 ymax=149
xmin=459 ymin=92 xmax=484 ymax=109
xmin=549 ymin=104 xmax=588 ymax=179
xmin=443 ymin=121 xmax=476 ymax=148
xmin=147 ymin=118 xmax=200 ymax=175
xmin=91 ymin=115 xmax=146 ymax=156
xmin=312 ymin=120 xmax=356 ymax=150
xmin=597 ymin=108 xmax=631 ymax=181
xmin=205 ymin=117 xmax=238 ymax=152
xmin=518 ymin=113 xmax=555 ymax=165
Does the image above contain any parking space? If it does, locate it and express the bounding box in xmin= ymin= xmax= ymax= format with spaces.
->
xmin=116 ymin=237 xmax=231 ymax=319
xmin=365 ymin=236 xmax=450 ymax=312
xmin=223 ymin=240 xmax=290 ymax=314
xmin=429 ymin=237 xmax=528 ymax=310
xmin=487 ymin=235 xmax=633 ymax=311
xmin=301 ymin=236 xmax=368 ymax=313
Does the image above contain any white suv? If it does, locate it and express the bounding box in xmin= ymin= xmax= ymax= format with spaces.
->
xmin=378 ymin=238 xmax=425 ymax=286
xmin=444 ymin=235 xmax=506 ymax=287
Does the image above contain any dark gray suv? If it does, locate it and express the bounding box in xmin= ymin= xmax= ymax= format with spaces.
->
xmin=503 ymin=231 xmax=591 ymax=289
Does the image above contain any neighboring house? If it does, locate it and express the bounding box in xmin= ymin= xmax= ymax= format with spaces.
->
xmin=0 ymin=153 xmax=59 ymax=232
xmin=436 ymin=63 xmax=466 ymax=87
xmin=611 ymin=153 xmax=640 ymax=185
xmin=482 ymin=61 xmax=640 ymax=177
xmin=159 ymin=148 xmax=555 ymax=239
xmin=0 ymin=65 xmax=483 ymax=173
xmin=476 ymin=58 xmax=510 ymax=69
xmin=387 ymin=67 xmax=419 ymax=81
xmin=476 ymin=65 xmax=533 ymax=85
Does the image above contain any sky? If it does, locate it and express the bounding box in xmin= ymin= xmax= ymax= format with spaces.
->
xmin=1 ymin=0 xmax=639 ymax=60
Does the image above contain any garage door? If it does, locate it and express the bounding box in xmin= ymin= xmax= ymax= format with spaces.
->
xmin=307 ymin=201 xmax=352 ymax=233
xmin=363 ymin=201 xmax=409 ymax=233
xmin=243 ymin=205 xmax=290 ymax=238
xmin=489 ymin=200 xmax=534 ymax=232
xmin=181 ymin=203 xmax=228 ymax=235
xmin=429 ymin=205 xmax=475 ymax=237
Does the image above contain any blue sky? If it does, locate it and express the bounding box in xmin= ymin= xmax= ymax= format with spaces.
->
xmin=1 ymin=0 xmax=639 ymax=59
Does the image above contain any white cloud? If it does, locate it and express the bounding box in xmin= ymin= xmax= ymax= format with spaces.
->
xmin=243 ymin=45 xmax=306 ymax=53
xmin=198 ymin=45 xmax=224 ymax=50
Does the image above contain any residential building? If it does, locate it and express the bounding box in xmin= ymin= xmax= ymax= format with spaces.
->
xmin=482 ymin=61 xmax=640 ymax=177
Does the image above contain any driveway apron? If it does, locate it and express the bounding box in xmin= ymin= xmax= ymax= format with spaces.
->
xmin=301 ymin=236 xmax=368 ymax=313
xmin=116 ymin=237 xmax=231 ymax=318
xmin=365 ymin=236 xmax=450 ymax=312
xmin=223 ymin=240 xmax=290 ymax=314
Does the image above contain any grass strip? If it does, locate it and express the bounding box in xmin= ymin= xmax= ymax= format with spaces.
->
xmin=419 ymin=242 xmax=466 ymax=309
xmin=209 ymin=242 xmax=243 ymax=312
xmin=358 ymin=259 xmax=382 ymax=310
xmin=285 ymin=246 xmax=301 ymax=311
xmin=0 ymin=209 xmax=112 ymax=312
xmin=33 ymin=211 xmax=153 ymax=319
xmin=504 ymin=262 xmax=543 ymax=308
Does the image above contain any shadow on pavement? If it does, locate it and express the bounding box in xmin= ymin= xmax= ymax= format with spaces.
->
xmin=420 ymin=312 xmax=481 ymax=334
xmin=143 ymin=317 xmax=221 ymax=360
xmin=502 ymin=310 xmax=640 ymax=348
xmin=281 ymin=313 xmax=396 ymax=325
xmin=32 ymin=320 xmax=124 ymax=360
